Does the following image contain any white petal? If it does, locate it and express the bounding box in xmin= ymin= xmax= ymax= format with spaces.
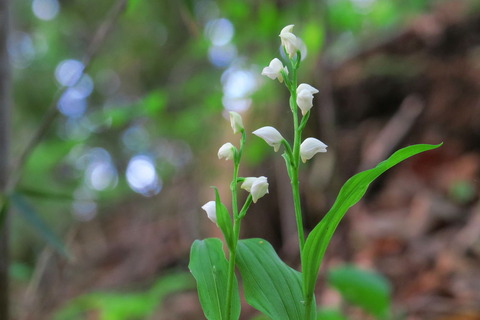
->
xmin=296 ymin=83 xmax=319 ymax=115
xmin=252 ymin=126 xmax=284 ymax=152
xmin=241 ymin=177 xmax=257 ymax=192
xmin=251 ymin=176 xmax=269 ymax=203
xmin=218 ymin=142 xmax=236 ymax=160
xmin=261 ymin=66 xmax=277 ymax=80
xmin=300 ymin=138 xmax=327 ymax=163
xmin=201 ymin=201 xmax=217 ymax=223
xmin=297 ymin=83 xmax=319 ymax=95
xmin=296 ymin=90 xmax=314 ymax=115
xmin=279 ymin=25 xmax=299 ymax=58
xmin=280 ymin=24 xmax=294 ymax=36
xmin=261 ymin=58 xmax=285 ymax=82
xmin=229 ymin=111 xmax=244 ymax=134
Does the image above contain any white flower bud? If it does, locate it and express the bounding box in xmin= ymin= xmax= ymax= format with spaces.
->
xmin=218 ymin=143 xmax=236 ymax=161
xmin=229 ymin=111 xmax=244 ymax=134
xmin=296 ymin=83 xmax=319 ymax=115
xmin=300 ymin=137 xmax=327 ymax=163
xmin=240 ymin=177 xmax=257 ymax=192
xmin=201 ymin=201 xmax=217 ymax=223
xmin=241 ymin=176 xmax=269 ymax=203
xmin=279 ymin=24 xmax=302 ymax=58
xmin=261 ymin=58 xmax=288 ymax=83
xmin=252 ymin=126 xmax=284 ymax=152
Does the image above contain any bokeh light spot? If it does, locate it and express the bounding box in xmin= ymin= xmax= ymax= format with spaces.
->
xmin=205 ymin=18 xmax=234 ymax=46
xmin=32 ymin=0 xmax=60 ymax=21
xmin=55 ymin=59 xmax=84 ymax=87
xmin=126 ymin=155 xmax=162 ymax=196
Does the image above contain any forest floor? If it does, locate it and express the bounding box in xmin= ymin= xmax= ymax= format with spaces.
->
xmin=12 ymin=2 xmax=480 ymax=320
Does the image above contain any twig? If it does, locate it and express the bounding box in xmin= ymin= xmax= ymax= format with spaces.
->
xmin=0 ymin=0 xmax=11 ymax=318
xmin=8 ymin=0 xmax=127 ymax=190
xmin=359 ymin=95 xmax=424 ymax=171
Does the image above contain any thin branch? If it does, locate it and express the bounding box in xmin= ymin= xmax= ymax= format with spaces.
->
xmin=0 ymin=0 xmax=10 ymax=317
xmin=9 ymin=0 xmax=127 ymax=190
xmin=359 ymin=95 xmax=423 ymax=171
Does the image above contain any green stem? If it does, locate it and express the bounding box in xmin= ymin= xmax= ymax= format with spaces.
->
xmin=288 ymin=58 xmax=305 ymax=252
xmin=291 ymin=168 xmax=305 ymax=250
xmin=238 ymin=194 xmax=253 ymax=219
xmin=225 ymin=218 xmax=239 ymax=320
xmin=225 ymin=130 xmax=245 ymax=320
xmin=305 ymin=298 xmax=312 ymax=320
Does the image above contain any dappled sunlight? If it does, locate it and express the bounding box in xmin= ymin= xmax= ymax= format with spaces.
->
xmin=55 ymin=59 xmax=84 ymax=87
xmin=32 ymin=0 xmax=60 ymax=21
xmin=126 ymin=155 xmax=162 ymax=197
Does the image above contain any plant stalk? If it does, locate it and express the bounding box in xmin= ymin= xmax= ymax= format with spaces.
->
xmin=225 ymin=132 xmax=244 ymax=320
xmin=225 ymin=218 xmax=240 ymax=320
xmin=288 ymin=60 xmax=305 ymax=252
xmin=0 ymin=0 xmax=10 ymax=317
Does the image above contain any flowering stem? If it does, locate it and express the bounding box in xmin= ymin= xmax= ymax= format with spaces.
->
xmin=288 ymin=60 xmax=306 ymax=251
xmin=238 ymin=194 xmax=252 ymax=219
xmin=225 ymin=130 xmax=245 ymax=320
xmin=225 ymin=219 xmax=239 ymax=320
xmin=305 ymin=298 xmax=312 ymax=320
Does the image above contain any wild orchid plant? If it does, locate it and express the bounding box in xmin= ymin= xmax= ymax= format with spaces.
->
xmin=189 ymin=25 xmax=441 ymax=320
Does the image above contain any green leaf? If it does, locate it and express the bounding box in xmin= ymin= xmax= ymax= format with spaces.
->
xmin=15 ymin=186 xmax=73 ymax=201
xmin=327 ymin=265 xmax=391 ymax=318
xmin=189 ymin=238 xmax=240 ymax=320
xmin=9 ymin=193 xmax=71 ymax=259
xmin=302 ymin=144 xmax=442 ymax=301
xmin=236 ymin=238 xmax=315 ymax=320
xmin=214 ymin=187 xmax=234 ymax=250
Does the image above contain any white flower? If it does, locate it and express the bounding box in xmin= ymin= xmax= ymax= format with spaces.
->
xmin=279 ymin=24 xmax=302 ymax=58
xmin=300 ymin=137 xmax=327 ymax=163
xmin=229 ymin=111 xmax=244 ymax=134
xmin=240 ymin=177 xmax=257 ymax=192
xmin=252 ymin=126 xmax=284 ymax=152
xmin=261 ymin=58 xmax=288 ymax=83
xmin=218 ymin=143 xmax=236 ymax=160
xmin=241 ymin=176 xmax=269 ymax=203
xmin=201 ymin=201 xmax=217 ymax=223
xmin=296 ymin=83 xmax=319 ymax=115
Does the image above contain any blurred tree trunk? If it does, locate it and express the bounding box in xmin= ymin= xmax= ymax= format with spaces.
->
xmin=0 ymin=0 xmax=10 ymax=318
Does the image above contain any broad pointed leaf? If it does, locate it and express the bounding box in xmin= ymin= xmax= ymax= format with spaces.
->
xmin=236 ymin=238 xmax=315 ymax=320
xmin=189 ymin=238 xmax=240 ymax=320
xmin=302 ymin=144 xmax=441 ymax=300
xmin=214 ymin=187 xmax=234 ymax=250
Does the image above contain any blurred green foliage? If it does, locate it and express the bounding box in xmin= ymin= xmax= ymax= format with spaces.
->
xmin=8 ymin=0 xmax=454 ymax=315
xmin=52 ymin=272 xmax=195 ymax=320
xmin=327 ymin=265 xmax=392 ymax=319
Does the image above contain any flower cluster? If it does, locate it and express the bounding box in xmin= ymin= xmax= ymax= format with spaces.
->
xmin=257 ymin=25 xmax=327 ymax=162
xmin=200 ymin=25 xmax=327 ymax=225
xmin=202 ymin=111 xmax=269 ymax=224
